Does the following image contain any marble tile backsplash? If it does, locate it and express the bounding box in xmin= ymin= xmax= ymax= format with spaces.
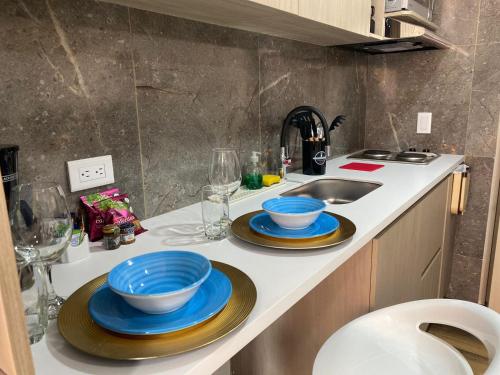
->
xmin=0 ymin=0 xmax=365 ymax=219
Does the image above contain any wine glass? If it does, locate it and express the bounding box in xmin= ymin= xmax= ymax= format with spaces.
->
xmin=208 ymin=148 xmax=241 ymax=226
xmin=10 ymin=182 xmax=72 ymax=319
xmin=209 ymin=148 xmax=242 ymax=194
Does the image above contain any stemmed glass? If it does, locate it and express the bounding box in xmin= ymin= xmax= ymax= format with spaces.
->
xmin=10 ymin=182 xmax=72 ymax=319
xmin=208 ymin=148 xmax=242 ymax=225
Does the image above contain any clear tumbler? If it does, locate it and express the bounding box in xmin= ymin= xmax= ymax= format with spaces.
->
xmin=201 ymin=185 xmax=229 ymax=240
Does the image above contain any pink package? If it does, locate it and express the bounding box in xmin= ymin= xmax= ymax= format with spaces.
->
xmin=94 ymin=194 xmax=146 ymax=235
xmin=80 ymin=188 xmax=146 ymax=241
xmin=80 ymin=188 xmax=120 ymax=241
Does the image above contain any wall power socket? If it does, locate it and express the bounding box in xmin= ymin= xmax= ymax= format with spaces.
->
xmin=67 ymin=155 xmax=115 ymax=192
xmin=417 ymin=112 xmax=432 ymax=134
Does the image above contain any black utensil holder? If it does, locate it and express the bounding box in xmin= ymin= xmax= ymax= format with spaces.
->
xmin=302 ymin=140 xmax=326 ymax=175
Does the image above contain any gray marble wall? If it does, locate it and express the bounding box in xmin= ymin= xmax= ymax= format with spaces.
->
xmin=0 ymin=0 xmax=365 ymax=219
xmin=2 ymin=0 xmax=496 ymax=302
xmin=364 ymin=0 xmax=500 ymax=301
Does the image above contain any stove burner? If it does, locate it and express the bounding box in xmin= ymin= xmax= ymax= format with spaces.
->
xmin=396 ymin=152 xmax=428 ymax=162
xmin=348 ymin=149 xmax=439 ymax=164
xmin=362 ymin=150 xmax=391 ymax=159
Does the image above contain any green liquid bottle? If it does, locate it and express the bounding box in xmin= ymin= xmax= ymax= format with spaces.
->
xmin=243 ymin=151 xmax=263 ymax=190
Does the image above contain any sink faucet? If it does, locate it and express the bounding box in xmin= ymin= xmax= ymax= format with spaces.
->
xmin=280 ymin=106 xmax=331 ymax=179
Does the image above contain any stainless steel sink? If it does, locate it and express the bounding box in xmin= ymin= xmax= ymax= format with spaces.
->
xmin=281 ymin=178 xmax=382 ymax=204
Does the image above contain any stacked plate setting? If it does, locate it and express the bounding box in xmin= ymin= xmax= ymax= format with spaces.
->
xmin=249 ymin=197 xmax=340 ymax=240
xmin=87 ymin=251 xmax=233 ymax=336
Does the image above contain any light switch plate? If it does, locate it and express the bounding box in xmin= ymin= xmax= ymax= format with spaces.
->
xmin=67 ymin=155 xmax=115 ymax=192
xmin=417 ymin=112 xmax=432 ymax=134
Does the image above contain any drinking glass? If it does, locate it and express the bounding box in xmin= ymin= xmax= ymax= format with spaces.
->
xmin=209 ymin=148 xmax=242 ymax=196
xmin=10 ymin=182 xmax=72 ymax=319
xmin=17 ymin=257 xmax=48 ymax=344
xmin=208 ymin=148 xmax=241 ymax=225
xmin=201 ymin=185 xmax=229 ymax=240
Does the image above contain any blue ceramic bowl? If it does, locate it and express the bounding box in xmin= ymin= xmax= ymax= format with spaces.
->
xmin=107 ymin=251 xmax=212 ymax=314
xmin=262 ymin=197 xmax=326 ymax=230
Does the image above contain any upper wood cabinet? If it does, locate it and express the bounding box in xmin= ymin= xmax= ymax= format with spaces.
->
xmin=103 ymin=0 xmax=453 ymax=51
xmin=248 ymin=0 xmax=299 ymax=14
xmin=298 ymin=0 xmax=371 ymax=38
xmin=103 ymin=0 xmax=376 ymax=46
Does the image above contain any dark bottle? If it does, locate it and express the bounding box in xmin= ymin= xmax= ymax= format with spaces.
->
xmin=370 ymin=6 xmax=376 ymax=33
xmin=0 ymin=145 xmax=19 ymax=210
xmin=385 ymin=19 xmax=393 ymax=37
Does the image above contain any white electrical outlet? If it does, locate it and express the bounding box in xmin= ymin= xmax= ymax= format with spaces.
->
xmin=67 ymin=155 xmax=115 ymax=192
xmin=417 ymin=112 xmax=432 ymax=134
xmin=79 ymin=164 xmax=105 ymax=182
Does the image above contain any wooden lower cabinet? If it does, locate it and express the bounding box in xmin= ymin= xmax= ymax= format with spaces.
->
xmin=370 ymin=176 xmax=452 ymax=310
xmin=231 ymin=242 xmax=372 ymax=375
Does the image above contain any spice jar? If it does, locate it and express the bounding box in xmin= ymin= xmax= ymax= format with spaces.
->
xmin=103 ymin=224 xmax=121 ymax=250
xmin=119 ymin=222 xmax=135 ymax=245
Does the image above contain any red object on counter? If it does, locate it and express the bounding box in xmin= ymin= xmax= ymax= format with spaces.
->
xmin=339 ymin=162 xmax=384 ymax=172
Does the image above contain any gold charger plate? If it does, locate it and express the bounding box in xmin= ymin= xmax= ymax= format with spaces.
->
xmin=231 ymin=210 xmax=356 ymax=250
xmin=58 ymin=261 xmax=256 ymax=360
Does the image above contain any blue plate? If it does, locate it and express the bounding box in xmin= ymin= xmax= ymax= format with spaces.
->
xmin=88 ymin=269 xmax=232 ymax=335
xmin=249 ymin=212 xmax=339 ymax=239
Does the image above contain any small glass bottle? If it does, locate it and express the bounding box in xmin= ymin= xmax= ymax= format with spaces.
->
xmin=119 ymin=222 xmax=136 ymax=245
xmin=102 ymin=224 xmax=121 ymax=250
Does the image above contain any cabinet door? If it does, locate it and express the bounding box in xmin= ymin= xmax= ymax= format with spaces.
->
xmin=370 ymin=205 xmax=419 ymax=310
xmin=248 ymin=0 xmax=298 ymax=13
xmin=371 ymin=178 xmax=450 ymax=310
xmin=298 ymin=0 xmax=371 ymax=36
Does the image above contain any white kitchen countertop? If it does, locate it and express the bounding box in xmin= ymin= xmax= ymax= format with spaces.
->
xmin=31 ymin=153 xmax=464 ymax=375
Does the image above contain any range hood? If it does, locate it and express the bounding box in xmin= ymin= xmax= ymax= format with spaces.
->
xmin=346 ymin=29 xmax=451 ymax=54
xmin=344 ymin=15 xmax=454 ymax=54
